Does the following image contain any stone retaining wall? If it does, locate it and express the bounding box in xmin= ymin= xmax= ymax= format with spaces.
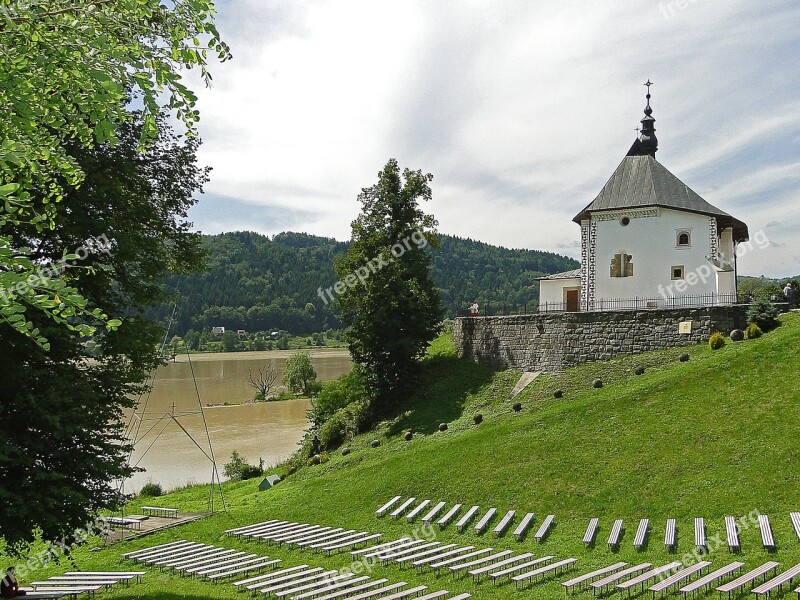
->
xmin=452 ymin=306 xmax=749 ymax=372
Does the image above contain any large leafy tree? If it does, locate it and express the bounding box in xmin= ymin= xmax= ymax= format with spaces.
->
xmin=0 ymin=112 xmax=208 ymax=550
xmin=0 ymin=0 xmax=229 ymax=346
xmin=335 ymin=159 xmax=441 ymax=414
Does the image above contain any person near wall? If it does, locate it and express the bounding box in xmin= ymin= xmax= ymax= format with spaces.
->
xmin=784 ymin=282 xmax=796 ymax=308
xmin=469 ymin=302 xmax=479 ymax=317
xmin=1 ymin=567 xmax=26 ymax=598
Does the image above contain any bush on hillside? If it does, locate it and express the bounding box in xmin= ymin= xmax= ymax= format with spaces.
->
xmin=139 ymin=482 xmax=163 ymax=497
xmin=745 ymin=323 xmax=763 ymax=339
xmin=708 ymin=331 xmax=726 ymax=350
xmin=746 ymin=297 xmax=780 ymax=331
xmin=316 ymin=399 xmax=371 ymax=450
xmin=309 ymin=368 xmax=369 ymax=428
xmin=223 ymin=450 xmax=264 ymax=481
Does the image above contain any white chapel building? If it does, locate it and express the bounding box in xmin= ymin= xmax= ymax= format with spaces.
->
xmin=539 ymin=86 xmax=749 ymax=312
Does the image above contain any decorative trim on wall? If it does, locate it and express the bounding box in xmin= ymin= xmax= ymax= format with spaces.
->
xmin=708 ymin=217 xmax=718 ymax=259
xmin=580 ymin=220 xmax=589 ymax=311
xmin=587 ymin=220 xmax=598 ymax=310
xmin=593 ymin=208 xmax=659 ymax=222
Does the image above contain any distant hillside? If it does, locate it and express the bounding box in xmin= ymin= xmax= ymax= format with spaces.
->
xmin=148 ymin=231 xmax=578 ymax=335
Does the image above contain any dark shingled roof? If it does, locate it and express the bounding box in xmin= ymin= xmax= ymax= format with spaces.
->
xmin=573 ymin=154 xmax=749 ymax=242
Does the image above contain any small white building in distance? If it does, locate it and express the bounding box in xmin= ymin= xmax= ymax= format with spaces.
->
xmin=540 ymin=83 xmax=749 ymax=312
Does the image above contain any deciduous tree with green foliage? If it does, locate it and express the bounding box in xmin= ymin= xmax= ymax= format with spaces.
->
xmin=335 ymin=159 xmax=441 ymax=414
xmin=0 ymin=111 xmax=209 ymax=551
xmin=0 ymin=0 xmax=230 ymax=347
xmin=283 ymin=351 xmax=318 ymax=397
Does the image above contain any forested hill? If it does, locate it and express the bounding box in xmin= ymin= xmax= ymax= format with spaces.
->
xmin=150 ymin=231 xmax=578 ymax=335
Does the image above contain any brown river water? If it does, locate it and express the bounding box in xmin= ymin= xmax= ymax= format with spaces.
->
xmin=122 ymin=349 xmax=351 ymax=493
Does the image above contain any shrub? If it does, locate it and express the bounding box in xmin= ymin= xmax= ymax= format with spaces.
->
xmin=223 ymin=450 xmax=263 ymax=481
xmin=746 ymin=297 xmax=779 ymax=331
xmin=317 ymin=399 xmax=371 ymax=450
xmin=708 ymin=331 xmax=726 ymax=350
xmin=745 ymin=322 xmax=763 ymax=339
xmin=139 ymin=482 xmax=163 ymax=497
xmin=310 ymin=369 xmax=369 ymax=428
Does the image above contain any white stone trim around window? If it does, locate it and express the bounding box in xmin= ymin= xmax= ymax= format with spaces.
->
xmin=676 ymin=228 xmax=692 ymax=248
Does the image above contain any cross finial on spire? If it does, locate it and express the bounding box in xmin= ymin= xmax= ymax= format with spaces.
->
xmin=644 ymin=79 xmax=653 ymax=107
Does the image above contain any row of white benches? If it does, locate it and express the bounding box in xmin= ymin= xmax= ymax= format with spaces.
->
xmin=21 ymin=571 xmax=145 ymax=599
xmin=561 ymin=558 xmax=800 ymax=598
xmin=123 ymin=539 xmax=281 ymax=580
xmin=353 ymin=535 xmax=576 ymax=589
xmin=375 ymin=497 xmax=554 ymax=540
xmin=585 ymin=514 xmax=794 ymax=551
xmin=226 ymin=520 xmax=383 ymax=554
xmin=124 ymin=538 xmax=470 ymax=599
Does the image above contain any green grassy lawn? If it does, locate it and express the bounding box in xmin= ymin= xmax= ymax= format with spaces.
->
xmin=4 ymin=314 xmax=800 ymax=598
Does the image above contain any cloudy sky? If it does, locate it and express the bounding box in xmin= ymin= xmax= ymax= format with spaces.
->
xmin=186 ymin=0 xmax=800 ymax=278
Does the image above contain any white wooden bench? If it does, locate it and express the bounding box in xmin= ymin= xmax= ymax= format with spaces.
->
xmin=346 ymin=582 xmax=407 ymax=600
xmin=351 ymin=537 xmax=410 ymax=557
xmin=791 ymin=512 xmax=800 ymax=542
xmin=140 ymin=506 xmax=178 ymax=518
xmin=513 ymin=512 xmax=535 ymax=540
xmin=206 ymin=557 xmax=281 ymax=580
xmin=752 ymin=563 xmax=800 ymax=597
xmin=664 ymin=518 xmax=676 ymax=550
xmin=648 ymin=561 xmax=710 ymax=597
xmin=414 ymin=592 xmax=450 ymax=600
xmin=257 ymin=569 xmax=338 ymax=595
xmin=427 ymin=548 xmax=492 ymax=572
xmin=468 ymin=552 xmax=533 ymax=582
xmin=377 ymin=585 xmax=430 ymax=600
xmin=291 ymin=575 xmax=370 ymax=600
xmin=225 ymin=519 xmax=279 ymax=536
xmin=422 ymin=502 xmax=446 ymax=524
xmin=232 ymin=565 xmax=308 ymax=588
xmin=561 ymin=562 xmax=627 ymax=594
xmin=759 ymin=514 xmax=776 ymax=550
xmin=295 ymin=528 xmax=353 ymax=547
xmin=474 ymin=508 xmax=496 ymax=533
xmin=244 ymin=566 xmax=322 ymax=591
xmin=311 ymin=578 xmax=389 ymax=600
xmin=390 ymin=497 xmax=417 ymax=518
xmin=437 ymin=504 xmax=462 ymax=528
xmin=412 ymin=546 xmax=475 ymax=569
xmin=534 ymin=514 xmax=555 ymax=541
xmin=490 ymin=556 xmax=553 ymax=582
xmin=493 ymin=510 xmax=515 ymax=536
xmin=511 ymin=558 xmax=577 ymax=589
xmin=608 ymin=519 xmax=624 ymax=548
xmin=455 ymin=506 xmax=480 ymax=531
xmin=616 ymin=562 xmax=681 ymax=594
xmin=406 ymin=499 xmax=431 ymax=521
xmin=380 ymin=542 xmax=440 ymax=564
xmin=694 ymin=517 xmax=706 ymax=548
xmin=103 ymin=516 xmax=145 ymax=530
xmin=583 ymin=518 xmax=599 ymax=546
xmin=361 ymin=539 xmax=425 ymax=560
xmin=677 ymin=561 xmax=743 ymax=597
xmin=122 ymin=539 xmax=191 ymax=558
xmin=715 ymin=561 xmax=779 ymax=599
xmin=395 ymin=544 xmax=457 ymax=566
xmin=633 ymin=518 xmax=649 ymax=549
xmin=274 ymin=572 xmax=355 ymax=597
xmin=376 ymin=496 xmax=402 ymax=516
xmin=318 ymin=533 xmax=383 ymax=554
xmin=590 ymin=563 xmax=651 ymax=595
xmin=275 ymin=525 xmax=335 ymax=544
xmin=190 ymin=554 xmax=260 ymax=574
xmin=449 ymin=550 xmax=514 ymax=575
xmin=725 ymin=516 xmax=740 ymax=552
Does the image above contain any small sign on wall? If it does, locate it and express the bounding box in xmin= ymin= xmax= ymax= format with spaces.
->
xmin=679 ymin=321 xmax=693 ymax=334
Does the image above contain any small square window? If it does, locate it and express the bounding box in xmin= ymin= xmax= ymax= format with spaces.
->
xmin=671 ymin=266 xmax=685 ymax=280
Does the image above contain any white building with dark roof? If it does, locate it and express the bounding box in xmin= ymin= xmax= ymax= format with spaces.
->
xmin=540 ymin=84 xmax=749 ymax=312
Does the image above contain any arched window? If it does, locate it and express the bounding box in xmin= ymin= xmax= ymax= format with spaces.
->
xmin=677 ymin=230 xmax=691 ymax=247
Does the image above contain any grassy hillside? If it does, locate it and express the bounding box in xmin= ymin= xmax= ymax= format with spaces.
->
xmin=4 ymin=313 xmax=800 ymax=599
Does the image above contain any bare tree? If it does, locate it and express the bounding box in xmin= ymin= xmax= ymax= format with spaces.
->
xmin=248 ymin=361 xmax=279 ymax=401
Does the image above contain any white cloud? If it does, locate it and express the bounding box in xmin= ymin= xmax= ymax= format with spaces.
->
xmin=187 ymin=0 xmax=800 ymax=277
